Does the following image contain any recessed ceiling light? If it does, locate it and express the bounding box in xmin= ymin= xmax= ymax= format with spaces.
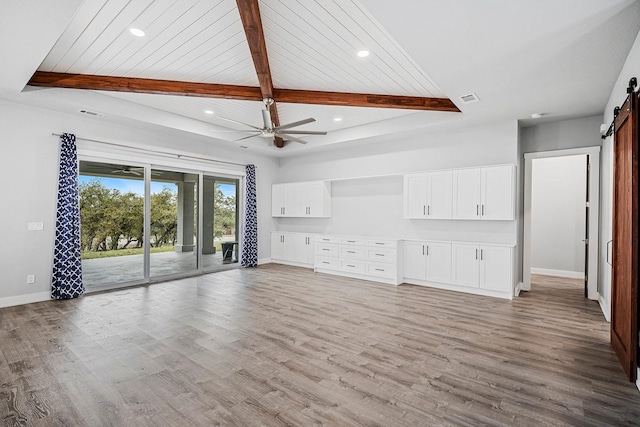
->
xmin=204 ymin=110 xmax=214 ymax=115
xmin=129 ymin=28 xmax=145 ymax=37
xmin=333 ymin=117 xmax=343 ymax=122
xmin=531 ymin=113 xmax=544 ymax=119
xmin=357 ymin=50 xmax=370 ymax=58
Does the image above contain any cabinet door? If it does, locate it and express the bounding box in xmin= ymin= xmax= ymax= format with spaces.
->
xmin=305 ymin=181 xmax=331 ymax=217
xmin=271 ymin=233 xmax=285 ymax=260
xmin=403 ymin=241 xmax=426 ymax=280
xmin=305 ymin=235 xmax=316 ymax=264
xmin=426 ymin=170 xmax=453 ymax=219
xmin=453 ymin=169 xmax=481 ymax=219
xmin=289 ymin=234 xmax=309 ymax=264
xmin=481 ymin=165 xmax=514 ymax=220
xmin=451 ymin=244 xmax=480 ymax=287
xmin=282 ymin=233 xmax=297 ymax=261
xmin=272 ymin=184 xmax=285 ymax=217
xmin=425 ymin=242 xmax=452 ymax=283
xmin=284 ymin=184 xmax=301 ymax=217
xmin=403 ymin=173 xmax=428 ymax=218
xmin=479 ymin=245 xmax=512 ymax=292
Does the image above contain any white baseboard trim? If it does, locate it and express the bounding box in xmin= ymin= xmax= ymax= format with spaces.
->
xmin=531 ymin=268 xmax=584 ymax=279
xmin=598 ymin=294 xmax=611 ymax=322
xmin=258 ymin=257 xmax=272 ymax=265
xmin=0 ymin=291 xmax=50 ymax=309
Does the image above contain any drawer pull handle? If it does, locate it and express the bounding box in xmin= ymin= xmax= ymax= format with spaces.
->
xmin=347 ymin=240 xmax=356 ymax=243
xmin=375 ymin=268 xmax=385 ymax=272
xmin=322 ymin=249 xmax=330 ymax=251
xmin=347 ymin=264 xmax=355 ymax=268
xmin=347 ymin=251 xmax=355 ymax=253
xmin=375 ymin=253 xmax=384 ymax=256
xmin=322 ymin=261 xmax=330 ymax=264
xmin=374 ymin=243 xmax=384 ymax=245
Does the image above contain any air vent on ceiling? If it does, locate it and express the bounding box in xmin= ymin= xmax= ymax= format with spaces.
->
xmin=78 ymin=109 xmax=105 ymax=117
xmin=459 ymin=93 xmax=479 ymax=104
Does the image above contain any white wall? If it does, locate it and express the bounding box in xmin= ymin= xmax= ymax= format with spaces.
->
xmin=276 ymin=120 xmax=519 ymax=245
xmin=600 ymin=29 xmax=640 ymax=321
xmin=0 ymin=99 xmax=279 ymax=305
xmin=530 ymin=155 xmax=586 ymax=277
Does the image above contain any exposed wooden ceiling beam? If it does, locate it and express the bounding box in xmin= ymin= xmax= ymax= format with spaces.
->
xmin=273 ymin=88 xmax=460 ymax=112
xmin=235 ymin=0 xmax=283 ymax=147
xmin=28 ymin=71 xmax=460 ymax=112
xmin=28 ymin=71 xmax=263 ymax=100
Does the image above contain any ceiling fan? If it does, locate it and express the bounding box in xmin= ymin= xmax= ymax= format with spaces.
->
xmin=110 ymin=166 xmax=162 ymax=176
xmin=111 ymin=166 xmax=142 ymax=176
xmin=217 ymin=98 xmax=327 ymax=146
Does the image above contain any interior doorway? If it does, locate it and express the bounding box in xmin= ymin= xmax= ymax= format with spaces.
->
xmin=523 ymin=147 xmax=600 ymax=299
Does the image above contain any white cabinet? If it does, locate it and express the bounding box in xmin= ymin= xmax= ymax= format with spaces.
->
xmin=315 ymin=235 xmax=402 ymax=285
xmin=403 ymin=171 xmax=452 ymax=219
xmin=403 ymin=241 xmax=451 ymax=283
xmin=452 ymin=243 xmax=512 ymax=292
xmin=453 ymin=165 xmax=514 ymax=220
xmin=426 ymin=171 xmax=453 ymax=219
xmin=481 ymin=166 xmax=514 ymax=220
xmin=451 ymin=243 xmax=480 ymax=287
xmin=272 ymin=181 xmax=331 ymax=218
xmin=271 ymin=232 xmax=315 ymax=266
xmin=403 ymin=241 xmax=427 ymax=280
xmin=426 ymin=242 xmax=452 ymax=283
xmin=403 ymin=173 xmax=428 ymax=218
xmin=452 ymin=169 xmax=482 ymax=220
xmin=479 ymin=245 xmax=512 ymax=292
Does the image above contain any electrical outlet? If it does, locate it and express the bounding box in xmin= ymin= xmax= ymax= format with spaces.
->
xmin=26 ymin=274 xmax=35 ymax=284
xmin=27 ymin=222 xmax=44 ymax=231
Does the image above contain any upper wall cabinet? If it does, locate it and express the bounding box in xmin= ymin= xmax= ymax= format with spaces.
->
xmin=272 ymin=181 xmax=331 ymax=218
xmin=452 ymin=165 xmax=515 ymax=220
xmin=403 ymin=170 xmax=453 ymax=219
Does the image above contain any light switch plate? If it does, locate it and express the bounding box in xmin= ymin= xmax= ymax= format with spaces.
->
xmin=27 ymin=222 xmax=44 ymax=231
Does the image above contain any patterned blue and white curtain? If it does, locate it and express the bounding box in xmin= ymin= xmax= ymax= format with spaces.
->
xmin=241 ymin=164 xmax=258 ymax=267
xmin=51 ymin=133 xmax=84 ymax=299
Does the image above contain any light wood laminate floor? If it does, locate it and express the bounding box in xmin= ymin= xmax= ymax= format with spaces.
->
xmin=1 ymin=266 xmax=639 ymax=426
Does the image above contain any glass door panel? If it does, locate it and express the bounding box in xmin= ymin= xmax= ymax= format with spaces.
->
xmin=150 ymin=169 xmax=198 ymax=277
xmin=78 ymin=161 xmax=145 ymax=288
xmin=202 ymin=175 xmax=239 ymax=271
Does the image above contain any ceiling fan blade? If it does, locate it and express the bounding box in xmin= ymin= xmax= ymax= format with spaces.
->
xmin=216 ymin=116 xmax=262 ymax=131
xmin=275 ymin=118 xmax=315 ymax=131
xmin=233 ymin=134 xmax=262 ymax=142
xmin=280 ymin=134 xmax=309 ymax=144
xmin=277 ymin=130 xmax=327 ymax=135
xmin=261 ymin=109 xmax=272 ymax=129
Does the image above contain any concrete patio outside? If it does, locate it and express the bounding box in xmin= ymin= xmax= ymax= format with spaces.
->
xmin=82 ymin=249 xmax=238 ymax=288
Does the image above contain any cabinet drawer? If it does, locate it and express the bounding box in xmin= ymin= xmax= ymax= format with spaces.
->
xmin=340 ymin=259 xmax=365 ymax=274
xmin=366 ymin=262 xmax=397 ymax=279
xmin=317 ymin=236 xmax=340 ymax=244
xmin=340 ymin=238 xmax=366 ymax=246
xmin=340 ymin=245 xmax=365 ymax=259
xmin=365 ymin=247 xmax=396 ymax=263
xmin=366 ymin=239 xmax=397 ymax=249
xmin=315 ymin=243 xmax=338 ymax=256
xmin=316 ymin=256 xmax=339 ymax=270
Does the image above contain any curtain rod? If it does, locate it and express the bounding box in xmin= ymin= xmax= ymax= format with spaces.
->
xmin=51 ymin=132 xmax=249 ymax=168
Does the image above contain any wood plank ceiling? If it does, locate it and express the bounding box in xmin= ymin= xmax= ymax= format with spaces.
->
xmin=29 ymin=0 xmax=458 ymax=147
